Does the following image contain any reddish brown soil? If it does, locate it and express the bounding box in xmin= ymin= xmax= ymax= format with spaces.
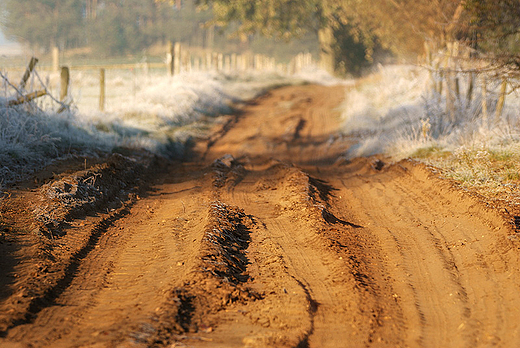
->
xmin=2 ymin=84 xmax=520 ymax=347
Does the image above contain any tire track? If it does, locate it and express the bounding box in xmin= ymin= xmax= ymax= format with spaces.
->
xmin=212 ymin=158 xmax=403 ymax=347
xmin=0 ymin=202 xmax=132 ymax=338
xmin=329 ymin=158 xmax=520 ymax=347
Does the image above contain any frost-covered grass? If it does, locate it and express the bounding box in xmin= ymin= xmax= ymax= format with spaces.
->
xmin=0 ymin=65 xmax=319 ymax=188
xmin=341 ymin=64 xmax=520 ymax=194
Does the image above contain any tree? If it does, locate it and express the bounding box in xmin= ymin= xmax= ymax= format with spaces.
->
xmin=170 ymin=0 xmax=467 ymax=74
xmin=464 ymin=0 xmax=520 ymax=74
xmin=89 ymin=0 xmax=161 ymax=55
xmin=177 ymin=0 xmax=344 ymax=74
xmin=2 ymin=0 xmax=85 ymax=51
xmin=173 ymin=0 xmax=494 ymax=74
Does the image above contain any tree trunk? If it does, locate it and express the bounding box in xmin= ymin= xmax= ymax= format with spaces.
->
xmin=318 ymin=25 xmax=335 ymax=75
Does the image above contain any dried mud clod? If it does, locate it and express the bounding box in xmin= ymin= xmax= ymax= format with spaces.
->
xmin=33 ymin=154 xmax=150 ymax=237
xmin=283 ymin=166 xmax=361 ymax=229
xmin=211 ymin=154 xmax=246 ymax=190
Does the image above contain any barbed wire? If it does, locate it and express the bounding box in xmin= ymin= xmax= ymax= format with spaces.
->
xmin=33 ymin=69 xmax=71 ymax=113
xmin=0 ymin=68 xmax=72 ymax=113
xmin=0 ymin=70 xmax=25 ymax=98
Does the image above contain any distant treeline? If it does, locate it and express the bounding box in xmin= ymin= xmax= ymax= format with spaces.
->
xmin=2 ymin=0 xmax=211 ymax=55
xmin=4 ymin=0 xmax=517 ymax=77
xmin=191 ymin=0 xmax=520 ymax=77
xmin=0 ymin=0 xmax=322 ymax=64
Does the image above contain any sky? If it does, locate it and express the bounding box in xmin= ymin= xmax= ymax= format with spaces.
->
xmin=0 ymin=30 xmax=8 ymax=45
xmin=0 ymin=28 xmax=22 ymax=55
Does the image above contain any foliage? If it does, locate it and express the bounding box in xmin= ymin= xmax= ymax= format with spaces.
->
xmin=85 ymin=0 xmax=215 ymax=55
xmin=2 ymin=0 xmax=85 ymax=51
xmin=190 ymin=0 xmax=378 ymax=74
xmin=464 ymin=0 xmax=520 ymax=73
xmin=186 ymin=0 xmax=476 ymax=73
xmin=0 ymin=0 xmax=214 ymax=55
xmin=345 ymin=0 xmax=466 ymax=55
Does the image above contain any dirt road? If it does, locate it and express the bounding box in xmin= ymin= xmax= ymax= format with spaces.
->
xmin=2 ymin=84 xmax=520 ymax=347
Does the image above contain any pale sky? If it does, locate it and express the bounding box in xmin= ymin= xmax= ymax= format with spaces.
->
xmin=0 ymin=29 xmax=23 ymax=55
xmin=0 ymin=30 xmax=10 ymax=45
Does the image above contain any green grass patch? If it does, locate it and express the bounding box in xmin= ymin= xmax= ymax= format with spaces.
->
xmin=411 ymin=145 xmax=451 ymax=159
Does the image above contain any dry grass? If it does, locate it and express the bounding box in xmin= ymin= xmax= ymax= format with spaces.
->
xmin=341 ymin=64 xmax=520 ymax=202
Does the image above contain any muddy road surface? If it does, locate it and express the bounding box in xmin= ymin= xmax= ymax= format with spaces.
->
xmin=2 ymin=84 xmax=520 ymax=347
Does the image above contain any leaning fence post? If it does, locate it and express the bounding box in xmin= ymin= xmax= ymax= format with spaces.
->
xmin=19 ymin=57 xmax=39 ymax=90
xmin=99 ymin=68 xmax=105 ymax=111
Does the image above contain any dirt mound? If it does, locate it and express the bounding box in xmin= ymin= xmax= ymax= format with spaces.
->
xmin=33 ymin=154 xmax=151 ymax=237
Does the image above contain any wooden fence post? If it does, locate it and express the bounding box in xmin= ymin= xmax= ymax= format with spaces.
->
xmin=437 ymin=69 xmax=444 ymax=103
xmin=167 ymin=41 xmax=174 ymax=76
xmin=466 ymin=72 xmax=474 ymax=108
xmin=174 ymin=42 xmax=181 ymax=75
xmin=217 ymin=53 xmax=223 ymax=71
xmin=19 ymin=57 xmax=39 ymax=90
xmin=52 ymin=47 xmax=60 ymax=72
xmin=481 ymin=75 xmax=488 ymax=125
xmin=224 ymin=55 xmax=230 ymax=72
xmin=212 ymin=53 xmax=218 ymax=71
xmin=60 ymin=66 xmax=69 ymax=102
xmin=185 ymin=50 xmax=192 ymax=73
xmin=206 ymin=52 xmax=212 ymax=71
xmin=231 ymin=53 xmax=237 ymax=71
xmin=237 ymin=55 xmax=243 ymax=71
xmin=8 ymin=90 xmax=47 ymax=106
xmin=495 ymin=78 xmax=508 ymax=124
xmin=99 ymin=68 xmax=105 ymax=112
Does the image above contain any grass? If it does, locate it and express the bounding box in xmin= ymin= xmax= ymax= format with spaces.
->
xmin=341 ymin=64 xmax=520 ymax=199
xmin=0 ymin=61 xmax=320 ymax=189
xmin=410 ymin=145 xmax=451 ymax=159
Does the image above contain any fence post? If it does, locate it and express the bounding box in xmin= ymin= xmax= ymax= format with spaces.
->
xmin=224 ymin=55 xmax=230 ymax=72
xmin=495 ymin=78 xmax=508 ymax=124
xmin=167 ymin=41 xmax=174 ymax=76
xmin=186 ymin=51 xmax=192 ymax=73
xmin=52 ymin=47 xmax=60 ymax=73
xmin=231 ymin=53 xmax=237 ymax=71
xmin=437 ymin=68 xmax=444 ymax=103
xmin=174 ymin=42 xmax=181 ymax=75
xmin=212 ymin=53 xmax=218 ymax=71
xmin=99 ymin=68 xmax=105 ymax=112
xmin=60 ymin=66 xmax=69 ymax=102
xmin=466 ymin=72 xmax=474 ymax=108
xmin=19 ymin=57 xmax=39 ymax=90
xmin=237 ymin=55 xmax=243 ymax=71
xmin=481 ymin=75 xmax=488 ymax=125
xmin=217 ymin=53 xmax=223 ymax=71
